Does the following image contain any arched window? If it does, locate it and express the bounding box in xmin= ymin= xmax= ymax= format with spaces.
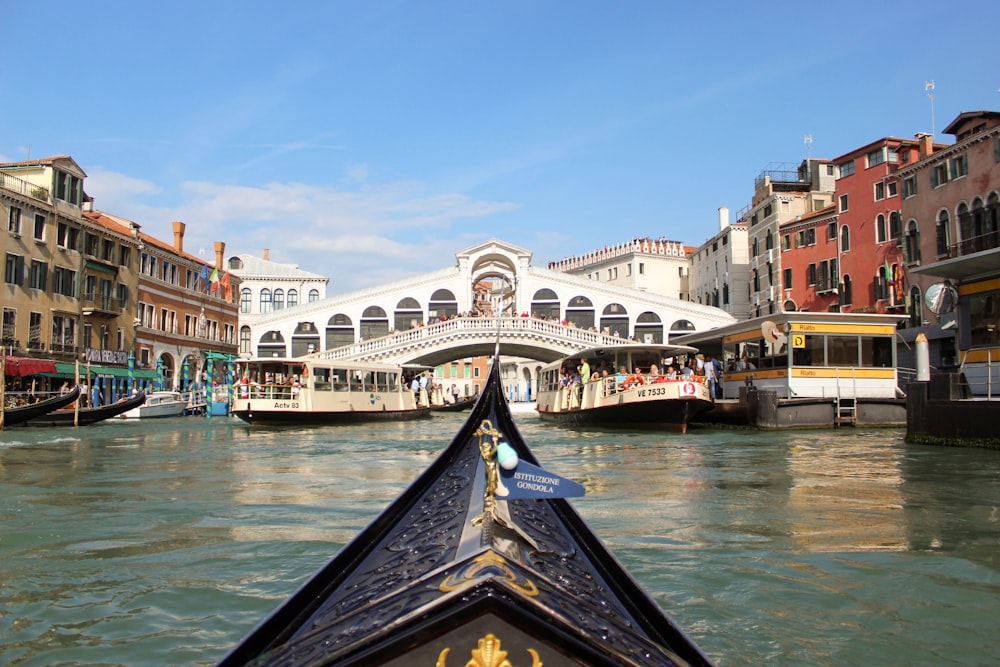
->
xmin=889 ymin=211 xmax=901 ymax=241
xmin=903 ymin=220 xmax=921 ymax=264
xmin=752 ymin=237 xmax=759 ymax=257
xmin=972 ymin=197 xmax=987 ymax=252
xmin=765 ymin=230 xmax=774 ymax=251
xmin=239 ymin=325 xmax=251 ymax=354
xmin=840 ymin=225 xmax=850 ymax=252
xmin=240 ymin=288 xmax=252 ymax=314
xmin=260 ymin=288 xmax=272 ymax=314
xmin=908 ymin=285 xmax=922 ymax=327
xmin=308 ymin=289 xmax=320 ymax=303
xmin=988 ymin=192 xmax=1000 ymax=235
xmin=273 ymin=289 xmax=285 ymax=311
xmin=875 ymin=214 xmax=887 ymax=244
xmin=287 ymin=289 xmax=298 ymax=308
xmin=841 ymin=274 xmax=852 ymax=306
xmin=936 ymin=210 xmax=950 ymax=256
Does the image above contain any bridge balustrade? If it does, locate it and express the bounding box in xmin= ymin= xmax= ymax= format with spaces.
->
xmin=311 ymin=316 xmax=628 ymax=363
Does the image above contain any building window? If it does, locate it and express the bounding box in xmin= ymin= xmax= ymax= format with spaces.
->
xmin=887 ymin=181 xmax=898 ymax=197
xmin=903 ymin=220 xmax=921 ymax=264
xmin=5 ymin=253 xmax=24 ymax=285
xmin=765 ymin=230 xmax=774 ymax=251
xmin=763 ymin=204 xmax=773 ymax=218
xmin=874 ymin=181 xmax=885 ymax=201
xmin=752 ymin=237 xmax=759 ymax=256
xmin=867 ymin=149 xmax=885 ymax=167
xmin=8 ymin=207 xmax=21 ymax=235
xmin=33 ymin=214 xmax=45 ymax=241
xmin=781 ymin=234 xmax=791 ymax=251
xmin=29 ymin=260 xmax=47 ymax=290
xmin=288 ymin=289 xmax=298 ymax=307
xmin=930 ymin=162 xmax=949 ymax=187
xmin=889 ymin=212 xmax=902 ymax=241
xmin=309 ymin=289 xmax=320 ymax=302
xmin=806 ymin=264 xmax=817 ymax=286
xmin=826 ymin=164 xmax=835 ymax=176
xmin=240 ymin=288 xmax=252 ymax=313
xmin=839 ymin=194 xmax=849 ymax=212
xmin=902 ymin=176 xmax=917 ymax=198
xmin=949 ymin=154 xmax=968 ymax=179
xmin=783 ymin=267 xmax=793 ymax=290
xmin=260 ymin=288 xmax=272 ymax=314
xmin=638 ymin=263 xmax=645 ymax=275
xmin=936 ymin=210 xmax=950 ymax=256
xmin=842 ymin=275 xmax=853 ymax=306
xmin=841 ymin=225 xmax=851 ymax=252
xmin=240 ymin=326 xmax=251 ymax=354
xmin=827 ymin=222 xmax=837 ymax=241
xmin=875 ymin=214 xmax=887 ymax=244
xmin=908 ymin=285 xmax=922 ymax=327
xmin=273 ymin=289 xmax=285 ymax=310
xmin=838 ymin=160 xmax=855 ymax=178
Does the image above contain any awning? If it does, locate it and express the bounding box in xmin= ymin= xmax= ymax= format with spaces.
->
xmin=41 ymin=363 xmax=161 ymax=380
xmin=2 ymin=356 xmax=58 ymax=377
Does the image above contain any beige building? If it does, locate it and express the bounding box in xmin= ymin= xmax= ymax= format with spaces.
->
xmin=1 ymin=156 xmax=145 ymax=402
xmin=745 ymin=159 xmax=836 ymax=318
xmin=689 ymin=206 xmax=751 ymax=320
xmin=547 ymin=236 xmax=692 ymax=302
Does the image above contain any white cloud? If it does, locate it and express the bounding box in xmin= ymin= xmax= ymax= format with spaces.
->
xmin=87 ymin=170 xmax=519 ymax=291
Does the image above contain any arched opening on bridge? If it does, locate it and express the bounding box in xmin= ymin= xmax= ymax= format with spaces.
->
xmin=566 ymin=296 xmax=595 ymax=329
xmin=428 ymin=289 xmax=458 ymax=321
xmin=471 ymin=252 xmax=517 ymax=316
xmin=291 ymin=321 xmax=321 ymax=356
xmin=635 ymin=311 xmax=664 ymax=343
xmin=600 ymin=303 xmax=629 ymax=338
xmin=361 ymin=306 xmax=390 ymax=340
xmin=668 ymin=319 xmax=696 ymax=342
xmin=531 ymin=288 xmax=560 ymax=320
xmin=394 ymin=297 xmax=424 ymax=331
xmin=257 ymin=330 xmax=287 ymax=357
xmin=326 ymin=313 xmax=354 ymax=349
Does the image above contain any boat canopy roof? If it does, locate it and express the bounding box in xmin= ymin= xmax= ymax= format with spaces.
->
xmin=237 ymin=357 xmax=407 ymax=372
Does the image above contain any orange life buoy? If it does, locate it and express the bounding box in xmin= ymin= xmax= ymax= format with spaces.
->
xmin=621 ymin=374 xmax=645 ymax=390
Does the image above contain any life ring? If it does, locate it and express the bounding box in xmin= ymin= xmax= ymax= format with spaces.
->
xmin=621 ymin=374 xmax=645 ymax=390
xmin=301 ymin=366 xmax=309 ymax=379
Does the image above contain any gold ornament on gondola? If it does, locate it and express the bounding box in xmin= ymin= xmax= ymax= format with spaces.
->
xmin=435 ymin=633 xmax=542 ymax=667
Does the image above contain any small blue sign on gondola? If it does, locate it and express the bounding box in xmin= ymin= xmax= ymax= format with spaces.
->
xmin=498 ymin=459 xmax=585 ymax=500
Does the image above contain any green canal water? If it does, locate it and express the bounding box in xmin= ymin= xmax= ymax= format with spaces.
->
xmin=0 ymin=412 xmax=998 ymax=666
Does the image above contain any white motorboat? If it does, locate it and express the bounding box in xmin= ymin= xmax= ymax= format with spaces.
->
xmin=119 ymin=391 xmax=188 ymax=419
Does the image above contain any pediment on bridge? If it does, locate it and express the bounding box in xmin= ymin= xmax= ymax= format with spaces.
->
xmin=457 ymin=239 xmax=533 ymax=268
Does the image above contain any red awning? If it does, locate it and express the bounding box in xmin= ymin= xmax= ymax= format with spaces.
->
xmin=2 ymin=356 xmax=58 ymax=377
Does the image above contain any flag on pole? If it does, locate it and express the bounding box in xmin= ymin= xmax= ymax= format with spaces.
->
xmin=884 ymin=259 xmax=894 ymax=285
xmin=210 ymin=267 xmax=220 ymax=292
xmin=198 ymin=264 xmax=210 ymax=291
xmin=220 ymin=271 xmax=231 ymax=301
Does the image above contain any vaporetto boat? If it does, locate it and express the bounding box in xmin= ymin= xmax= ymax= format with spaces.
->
xmin=535 ymin=343 xmax=714 ymax=432
xmin=232 ymin=356 xmax=431 ymax=426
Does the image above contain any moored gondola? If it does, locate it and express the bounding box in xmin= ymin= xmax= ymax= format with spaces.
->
xmin=218 ymin=342 xmax=716 ymax=666
xmin=21 ymin=391 xmax=146 ymax=426
xmin=1 ymin=386 xmax=82 ymax=428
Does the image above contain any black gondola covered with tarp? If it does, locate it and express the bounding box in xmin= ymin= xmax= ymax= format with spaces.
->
xmin=219 ymin=347 xmax=715 ymax=667
xmin=1 ymin=386 xmax=81 ymax=428
xmin=21 ymin=391 xmax=146 ymax=426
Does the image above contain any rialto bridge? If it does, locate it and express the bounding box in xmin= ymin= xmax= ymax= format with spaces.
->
xmin=243 ymin=238 xmax=736 ymax=367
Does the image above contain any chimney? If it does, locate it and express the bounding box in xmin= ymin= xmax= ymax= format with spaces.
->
xmin=718 ymin=206 xmax=730 ymax=231
xmin=172 ymin=222 xmax=186 ymax=253
xmin=214 ymin=242 xmax=226 ymax=274
xmin=915 ymin=132 xmax=934 ymax=159
xmin=263 ymin=248 xmax=270 ymax=261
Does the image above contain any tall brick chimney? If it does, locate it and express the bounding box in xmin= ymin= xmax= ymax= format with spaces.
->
xmin=172 ymin=222 xmax=186 ymax=253
xmin=263 ymin=248 xmax=270 ymax=261
xmin=915 ymin=132 xmax=934 ymax=159
xmin=214 ymin=242 xmax=226 ymax=273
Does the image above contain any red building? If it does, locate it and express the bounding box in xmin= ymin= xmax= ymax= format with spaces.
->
xmin=780 ymin=204 xmax=839 ymax=312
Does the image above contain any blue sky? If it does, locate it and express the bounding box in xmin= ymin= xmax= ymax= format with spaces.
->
xmin=5 ymin=1 xmax=999 ymax=292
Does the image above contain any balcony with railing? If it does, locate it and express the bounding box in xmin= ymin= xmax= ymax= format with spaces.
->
xmin=953 ymin=228 xmax=1000 ymax=257
xmin=81 ymin=293 xmax=123 ymax=316
xmin=0 ymin=171 xmax=50 ymax=202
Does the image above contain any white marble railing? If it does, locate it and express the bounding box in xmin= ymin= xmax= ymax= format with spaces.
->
xmin=312 ymin=316 xmax=628 ymax=362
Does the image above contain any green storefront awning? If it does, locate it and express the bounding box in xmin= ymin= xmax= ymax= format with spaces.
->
xmin=44 ymin=363 xmax=160 ymax=380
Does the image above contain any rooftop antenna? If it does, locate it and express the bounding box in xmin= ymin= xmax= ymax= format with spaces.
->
xmin=925 ymin=80 xmax=935 ymax=138
xmin=804 ymin=134 xmax=813 ymax=159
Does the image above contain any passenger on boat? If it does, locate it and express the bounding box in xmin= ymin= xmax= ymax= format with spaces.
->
xmin=666 ymin=364 xmax=679 ymax=380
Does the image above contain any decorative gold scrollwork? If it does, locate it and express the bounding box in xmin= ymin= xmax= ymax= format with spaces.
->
xmin=439 ymin=552 xmax=538 ymax=596
xmin=435 ymin=633 xmax=543 ymax=667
